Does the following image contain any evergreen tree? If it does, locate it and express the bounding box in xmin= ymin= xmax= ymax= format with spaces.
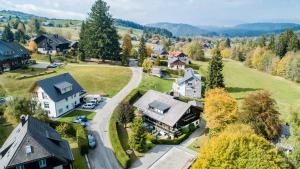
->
xmin=275 ymin=32 xmax=288 ymax=58
xmin=257 ymin=35 xmax=266 ymax=47
xmin=129 ymin=117 xmax=146 ymax=152
xmin=287 ymin=29 xmax=299 ymax=52
xmin=121 ymin=34 xmax=132 ymax=65
xmin=267 ymin=34 xmax=276 ymax=51
xmin=207 ymin=48 xmax=225 ymax=89
xmin=17 ymin=22 xmax=26 ymax=33
xmin=28 ymin=18 xmax=42 ymax=36
xmin=82 ymin=0 xmax=121 ymax=61
xmin=138 ymin=36 xmax=147 ymax=66
xmin=78 ymin=21 xmax=87 ymax=61
xmin=2 ymin=25 xmax=14 ymax=42
xmin=224 ymin=38 xmax=231 ymax=48
xmin=14 ymin=30 xmax=25 ymax=44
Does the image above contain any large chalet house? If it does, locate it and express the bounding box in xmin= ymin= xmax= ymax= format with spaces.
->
xmin=31 ymin=73 xmax=85 ymax=118
xmin=173 ymin=68 xmax=202 ymax=98
xmin=134 ymin=90 xmax=201 ymax=138
xmin=0 ymin=40 xmax=30 ymax=72
xmin=0 ymin=115 xmax=73 ymax=169
xmin=168 ymin=51 xmax=189 ymax=70
xmin=34 ymin=34 xmax=70 ymax=55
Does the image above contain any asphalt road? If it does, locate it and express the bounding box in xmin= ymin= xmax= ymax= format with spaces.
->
xmin=87 ymin=67 xmax=142 ymax=169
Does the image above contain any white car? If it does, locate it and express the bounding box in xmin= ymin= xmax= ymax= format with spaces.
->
xmin=82 ymin=103 xmax=96 ymax=109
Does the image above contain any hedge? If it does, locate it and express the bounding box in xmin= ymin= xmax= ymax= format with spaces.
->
xmin=76 ymin=124 xmax=89 ymax=155
xmin=165 ymin=69 xmax=185 ymax=76
xmin=159 ymin=60 xmax=168 ymax=66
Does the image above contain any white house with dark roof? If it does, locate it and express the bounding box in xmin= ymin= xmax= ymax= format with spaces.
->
xmin=173 ymin=68 xmax=202 ymax=98
xmin=0 ymin=115 xmax=73 ymax=169
xmin=134 ymin=90 xmax=201 ymax=138
xmin=31 ymin=73 xmax=86 ymax=118
xmin=34 ymin=34 xmax=70 ymax=55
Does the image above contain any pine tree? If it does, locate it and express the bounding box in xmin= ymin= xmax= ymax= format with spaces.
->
xmin=82 ymin=0 xmax=121 ymax=61
xmin=225 ymin=38 xmax=231 ymax=48
xmin=121 ymin=34 xmax=132 ymax=65
xmin=78 ymin=21 xmax=87 ymax=61
xmin=275 ymin=32 xmax=288 ymax=58
xmin=267 ymin=34 xmax=276 ymax=51
xmin=14 ymin=30 xmax=25 ymax=43
xmin=207 ymin=48 xmax=225 ymax=89
xmin=138 ymin=36 xmax=147 ymax=66
xmin=257 ymin=35 xmax=266 ymax=47
xmin=2 ymin=25 xmax=14 ymax=42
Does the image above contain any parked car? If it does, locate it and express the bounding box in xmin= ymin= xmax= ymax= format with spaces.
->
xmin=88 ymin=134 xmax=97 ymax=149
xmin=84 ymin=95 xmax=103 ymax=104
xmin=72 ymin=115 xmax=88 ymax=123
xmin=0 ymin=97 xmax=6 ymax=105
xmin=82 ymin=103 xmax=96 ymax=109
xmin=47 ymin=64 xmax=58 ymax=68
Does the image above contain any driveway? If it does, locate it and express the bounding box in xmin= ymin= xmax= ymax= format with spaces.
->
xmin=87 ymin=67 xmax=143 ymax=169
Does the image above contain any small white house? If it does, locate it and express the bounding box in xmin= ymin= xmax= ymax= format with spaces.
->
xmin=31 ymin=73 xmax=85 ymax=118
xmin=173 ymin=69 xmax=202 ymax=98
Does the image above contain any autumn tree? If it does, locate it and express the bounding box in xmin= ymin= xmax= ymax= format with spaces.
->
xmin=28 ymin=40 xmax=38 ymax=52
xmin=239 ymin=90 xmax=282 ymax=140
xmin=146 ymin=45 xmax=154 ymax=57
xmin=116 ymin=101 xmax=135 ymax=128
xmin=185 ymin=40 xmax=205 ymax=61
xmin=154 ymin=56 xmax=160 ymax=66
xmin=203 ymin=88 xmax=238 ymax=135
xmin=142 ymin=59 xmax=153 ymax=73
xmin=220 ymin=48 xmax=232 ymax=58
xmin=207 ymin=48 xmax=225 ymax=89
xmin=138 ymin=36 xmax=147 ymax=66
xmin=129 ymin=117 xmax=147 ymax=152
xmin=17 ymin=22 xmax=26 ymax=33
xmin=121 ymin=34 xmax=132 ymax=65
xmin=28 ymin=18 xmax=43 ymax=36
xmin=192 ymin=124 xmax=292 ymax=169
xmin=257 ymin=35 xmax=267 ymax=47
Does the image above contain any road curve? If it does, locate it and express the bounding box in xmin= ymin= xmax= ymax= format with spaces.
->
xmin=88 ymin=67 xmax=143 ymax=169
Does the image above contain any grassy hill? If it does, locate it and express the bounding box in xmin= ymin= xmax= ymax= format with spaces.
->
xmin=195 ymin=59 xmax=300 ymax=120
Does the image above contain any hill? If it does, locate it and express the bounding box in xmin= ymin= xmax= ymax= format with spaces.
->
xmin=149 ymin=22 xmax=300 ymax=37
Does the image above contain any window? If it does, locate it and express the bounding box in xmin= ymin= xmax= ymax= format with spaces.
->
xmin=39 ymin=159 xmax=47 ymax=168
xmin=44 ymin=102 xmax=49 ymax=109
xmin=66 ymin=105 xmax=69 ymax=109
xmin=16 ymin=165 xmax=25 ymax=169
xmin=58 ymin=108 xmax=63 ymax=114
xmin=42 ymin=92 xmax=48 ymax=99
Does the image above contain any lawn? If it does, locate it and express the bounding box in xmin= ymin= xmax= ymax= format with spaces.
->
xmin=0 ymin=64 xmax=132 ymax=97
xmin=138 ymin=74 xmax=174 ymax=93
xmin=0 ymin=118 xmax=14 ymax=146
xmin=194 ymin=59 xmax=300 ymax=120
xmin=66 ymin=138 xmax=89 ymax=169
xmin=57 ymin=110 xmax=96 ymax=123
xmin=44 ymin=26 xmax=80 ymax=41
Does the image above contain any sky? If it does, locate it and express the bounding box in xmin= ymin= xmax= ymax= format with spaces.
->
xmin=0 ymin=0 xmax=300 ymax=26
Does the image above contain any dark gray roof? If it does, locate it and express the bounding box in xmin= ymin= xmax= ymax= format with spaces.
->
xmin=149 ymin=100 xmax=171 ymax=112
xmin=168 ymin=57 xmax=188 ymax=65
xmin=35 ymin=73 xmax=84 ymax=102
xmin=34 ymin=34 xmax=69 ymax=45
xmin=0 ymin=40 xmax=30 ymax=61
xmin=176 ymin=68 xmax=201 ymax=85
xmin=134 ymin=90 xmax=191 ymax=127
xmin=0 ymin=116 xmax=73 ymax=168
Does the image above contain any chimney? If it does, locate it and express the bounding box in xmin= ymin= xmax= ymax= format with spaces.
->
xmin=20 ymin=115 xmax=26 ymax=126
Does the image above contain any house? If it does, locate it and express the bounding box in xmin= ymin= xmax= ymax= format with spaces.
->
xmin=152 ymin=44 xmax=168 ymax=56
xmin=134 ymin=90 xmax=201 ymax=138
xmin=0 ymin=40 xmax=31 ymax=72
xmin=151 ymin=66 xmax=163 ymax=78
xmin=168 ymin=51 xmax=189 ymax=70
xmin=70 ymin=41 xmax=78 ymax=50
xmin=0 ymin=115 xmax=73 ymax=169
xmin=34 ymin=34 xmax=70 ymax=55
xmin=31 ymin=73 xmax=86 ymax=118
xmin=173 ymin=68 xmax=202 ymax=98
xmin=129 ymin=58 xmax=138 ymax=67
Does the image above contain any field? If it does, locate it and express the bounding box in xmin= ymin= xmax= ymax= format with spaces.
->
xmin=0 ymin=64 xmax=132 ymax=97
xmin=44 ymin=26 xmax=80 ymax=41
xmin=194 ymin=59 xmax=300 ymax=120
xmin=57 ymin=110 xmax=96 ymax=123
xmin=138 ymin=74 xmax=174 ymax=93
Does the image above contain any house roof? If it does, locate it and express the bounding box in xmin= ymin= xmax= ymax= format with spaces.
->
xmin=0 ymin=116 xmax=73 ymax=168
xmin=169 ymin=51 xmax=186 ymax=58
xmin=168 ymin=57 xmax=186 ymax=65
xmin=0 ymin=40 xmax=30 ymax=61
xmin=33 ymin=73 xmax=84 ymax=102
xmin=133 ymin=90 xmax=191 ymax=127
xmin=176 ymin=68 xmax=201 ymax=85
xmin=34 ymin=34 xmax=70 ymax=45
xmin=152 ymin=44 xmax=168 ymax=55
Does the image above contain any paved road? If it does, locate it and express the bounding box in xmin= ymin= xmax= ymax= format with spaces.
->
xmin=88 ymin=67 xmax=143 ymax=169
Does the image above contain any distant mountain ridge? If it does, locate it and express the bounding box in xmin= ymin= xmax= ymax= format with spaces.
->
xmin=148 ymin=22 xmax=300 ymax=37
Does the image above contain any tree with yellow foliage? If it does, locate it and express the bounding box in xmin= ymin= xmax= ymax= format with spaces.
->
xmin=203 ymin=88 xmax=238 ymax=135
xmin=220 ymin=48 xmax=232 ymax=58
xmin=192 ymin=124 xmax=291 ymax=169
xmin=142 ymin=59 xmax=153 ymax=73
xmin=146 ymin=45 xmax=154 ymax=57
xmin=28 ymin=40 xmax=38 ymax=52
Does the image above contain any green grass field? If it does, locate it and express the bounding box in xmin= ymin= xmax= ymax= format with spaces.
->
xmin=44 ymin=26 xmax=80 ymax=41
xmin=0 ymin=64 xmax=132 ymax=97
xmin=57 ymin=110 xmax=96 ymax=123
xmin=0 ymin=118 xmax=14 ymax=145
xmin=194 ymin=59 xmax=300 ymax=120
xmin=138 ymin=74 xmax=174 ymax=93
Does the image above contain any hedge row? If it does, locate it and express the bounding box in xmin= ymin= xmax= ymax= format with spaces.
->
xmin=76 ymin=124 xmax=89 ymax=155
xmin=124 ymin=89 xmax=146 ymax=104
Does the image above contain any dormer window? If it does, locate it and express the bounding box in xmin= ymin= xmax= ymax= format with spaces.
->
xmin=39 ymin=159 xmax=47 ymax=168
xmin=54 ymin=81 xmax=73 ymax=94
xmin=148 ymin=100 xmax=170 ymax=114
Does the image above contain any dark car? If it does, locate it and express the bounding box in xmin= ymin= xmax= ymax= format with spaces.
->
xmin=88 ymin=134 xmax=97 ymax=149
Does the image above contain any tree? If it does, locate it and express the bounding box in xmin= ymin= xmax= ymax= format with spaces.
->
xmin=154 ymin=56 xmax=160 ymax=66
xmin=129 ymin=117 xmax=146 ymax=152
xmin=116 ymin=101 xmax=134 ymax=128
xmin=28 ymin=18 xmax=43 ymax=36
xmin=14 ymin=30 xmax=25 ymax=43
xmin=33 ymin=106 xmax=49 ymax=122
xmin=220 ymin=48 xmax=232 ymax=58
xmin=192 ymin=124 xmax=292 ymax=169
xmin=142 ymin=59 xmax=153 ymax=73
xmin=185 ymin=40 xmax=205 ymax=61
xmin=203 ymin=88 xmax=238 ymax=135
xmin=121 ymin=34 xmax=132 ymax=65
xmin=239 ymin=90 xmax=282 ymax=140
xmin=224 ymin=38 xmax=231 ymax=48
xmin=287 ymin=29 xmax=299 ymax=52
xmin=138 ymin=36 xmax=147 ymax=66
xmin=28 ymin=40 xmax=38 ymax=52
xmin=257 ymin=35 xmax=267 ymax=47
xmin=2 ymin=25 xmax=14 ymax=42
xmin=288 ymin=105 xmax=300 ymax=168
xmin=268 ymin=34 xmax=276 ymax=51
xmin=78 ymin=21 xmax=87 ymax=61
xmin=207 ymin=48 xmax=225 ymax=89
xmin=17 ymin=22 xmax=26 ymax=33
xmin=276 ymin=32 xmax=288 ymax=58
xmin=146 ymin=45 xmax=154 ymax=57
xmin=80 ymin=0 xmax=121 ymax=61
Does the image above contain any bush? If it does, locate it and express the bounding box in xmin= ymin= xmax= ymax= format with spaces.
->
xmin=56 ymin=123 xmax=76 ymax=137
xmin=76 ymin=124 xmax=89 ymax=155
xmin=0 ymin=85 xmax=6 ymax=97
xmin=165 ymin=69 xmax=184 ymax=76
xmin=160 ymin=60 xmax=168 ymax=66
xmin=124 ymin=88 xmax=145 ymax=104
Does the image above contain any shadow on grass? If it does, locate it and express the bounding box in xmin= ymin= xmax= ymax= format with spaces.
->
xmin=226 ymin=87 xmax=261 ymax=93
xmin=117 ymin=124 xmax=138 ymax=162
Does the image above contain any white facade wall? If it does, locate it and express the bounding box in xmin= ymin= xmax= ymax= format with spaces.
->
xmin=173 ymin=78 xmax=202 ymax=98
xmin=34 ymin=86 xmax=81 ymax=118
xmin=37 ymin=48 xmax=57 ymax=55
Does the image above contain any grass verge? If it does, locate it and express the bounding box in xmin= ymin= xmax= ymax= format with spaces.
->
xmin=58 ymin=110 xmax=96 ymax=123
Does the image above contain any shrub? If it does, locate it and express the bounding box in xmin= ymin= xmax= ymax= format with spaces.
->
xmin=148 ymin=133 xmax=190 ymax=145
xmin=76 ymin=124 xmax=89 ymax=155
xmin=56 ymin=123 xmax=76 ymax=137
xmin=160 ymin=60 xmax=168 ymax=66
xmin=0 ymin=85 xmax=6 ymax=97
